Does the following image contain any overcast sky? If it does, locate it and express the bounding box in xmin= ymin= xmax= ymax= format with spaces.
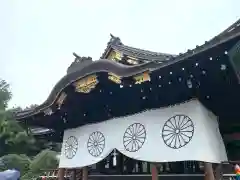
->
xmin=0 ymin=0 xmax=239 ymax=108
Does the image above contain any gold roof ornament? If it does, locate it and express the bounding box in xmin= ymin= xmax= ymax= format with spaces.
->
xmin=115 ymin=51 xmax=122 ymax=61
xmin=108 ymin=73 xmax=122 ymax=84
xmin=107 ymin=50 xmax=123 ymax=61
xmin=133 ymin=71 xmax=151 ymax=84
xmin=74 ymin=74 xmax=98 ymax=93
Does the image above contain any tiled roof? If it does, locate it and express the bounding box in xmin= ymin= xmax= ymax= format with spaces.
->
xmin=100 ymin=34 xmax=176 ymax=62
xmin=214 ymin=19 xmax=240 ymax=40
xmin=14 ymin=18 xmax=240 ymax=131
xmin=170 ymin=18 xmax=240 ymax=63
xmin=101 ymin=18 xmax=240 ymax=62
xmin=112 ymin=44 xmax=175 ymax=61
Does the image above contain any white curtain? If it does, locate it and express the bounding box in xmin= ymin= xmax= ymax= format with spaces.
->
xmin=59 ymin=99 xmax=227 ymax=168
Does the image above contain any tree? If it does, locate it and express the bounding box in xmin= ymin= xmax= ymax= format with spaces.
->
xmin=0 ymin=78 xmax=36 ymax=176
xmin=0 ymin=79 xmax=12 ymax=130
xmin=0 ymin=79 xmax=38 ymax=156
xmin=0 ymin=154 xmax=31 ymax=174
xmin=21 ymin=149 xmax=59 ymax=180
xmin=0 ymin=150 xmax=59 ymax=179
xmin=0 ymin=110 xmax=36 ymax=156
xmin=0 ymin=78 xmax=60 ymax=179
xmin=30 ymin=149 xmax=59 ymax=173
xmin=0 ymin=79 xmax=12 ymax=110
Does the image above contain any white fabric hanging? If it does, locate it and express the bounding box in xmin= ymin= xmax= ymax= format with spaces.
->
xmin=59 ymin=99 xmax=228 ymax=168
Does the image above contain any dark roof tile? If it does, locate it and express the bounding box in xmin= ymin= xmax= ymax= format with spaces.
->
xmin=101 ymin=34 xmax=176 ymax=62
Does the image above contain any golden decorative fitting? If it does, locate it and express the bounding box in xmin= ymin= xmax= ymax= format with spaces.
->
xmin=126 ymin=56 xmax=139 ymax=65
xmin=74 ymin=75 xmax=98 ymax=93
xmin=115 ymin=51 xmax=122 ymax=60
xmin=107 ymin=50 xmax=122 ymax=61
xmin=108 ymin=73 xmax=122 ymax=84
xmin=56 ymin=92 xmax=67 ymax=109
xmin=133 ymin=71 xmax=151 ymax=84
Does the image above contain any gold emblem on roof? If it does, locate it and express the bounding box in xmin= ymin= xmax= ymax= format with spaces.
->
xmin=107 ymin=50 xmax=122 ymax=61
xmin=74 ymin=75 xmax=98 ymax=93
xmin=108 ymin=73 xmax=122 ymax=84
xmin=133 ymin=71 xmax=151 ymax=84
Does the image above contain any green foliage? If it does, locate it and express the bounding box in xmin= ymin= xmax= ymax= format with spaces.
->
xmin=21 ymin=171 xmax=42 ymax=180
xmin=1 ymin=154 xmax=31 ymax=175
xmin=0 ymin=116 xmax=36 ymax=156
xmin=30 ymin=149 xmax=59 ymax=173
xmin=0 ymin=79 xmax=12 ymax=110
xmin=0 ymin=78 xmax=60 ymax=179
xmin=21 ymin=149 xmax=59 ymax=179
xmin=0 ymin=79 xmax=37 ymax=156
xmin=0 ymin=150 xmax=59 ymax=179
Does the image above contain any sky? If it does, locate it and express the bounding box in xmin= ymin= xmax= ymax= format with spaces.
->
xmin=0 ymin=0 xmax=239 ymax=108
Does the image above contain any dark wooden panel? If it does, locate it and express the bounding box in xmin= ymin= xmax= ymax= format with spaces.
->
xmin=88 ymin=174 xmax=236 ymax=180
xmin=89 ymin=175 xmax=204 ymax=180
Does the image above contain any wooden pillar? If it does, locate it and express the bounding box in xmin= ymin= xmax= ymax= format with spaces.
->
xmin=58 ymin=168 xmax=65 ymax=180
xmin=71 ymin=169 xmax=76 ymax=180
xmin=82 ymin=167 xmax=88 ymax=180
xmin=151 ymin=163 xmax=158 ymax=180
xmin=215 ymin=164 xmax=223 ymax=180
xmin=204 ymin=163 xmax=215 ymax=180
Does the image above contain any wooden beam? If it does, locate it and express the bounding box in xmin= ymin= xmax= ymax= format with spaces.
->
xmin=204 ymin=163 xmax=215 ymax=180
xmin=215 ymin=164 xmax=223 ymax=180
xmin=151 ymin=163 xmax=158 ymax=180
xmin=57 ymin=168 xmax=65 ymax=180
xmin=72 ymin=169 xmax=76 ymax=180
xmin=82 ymin=167 xmax=88 ymax=180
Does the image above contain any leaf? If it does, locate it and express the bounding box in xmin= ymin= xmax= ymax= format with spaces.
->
xmin=30 ymin=149 xmax=59 ymax=171
xmin=1 ymin=154 xmax=31 ymax=175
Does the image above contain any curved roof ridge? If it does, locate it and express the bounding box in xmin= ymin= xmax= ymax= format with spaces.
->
xmin=100 ymin=34 xmax=175 ymax=61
